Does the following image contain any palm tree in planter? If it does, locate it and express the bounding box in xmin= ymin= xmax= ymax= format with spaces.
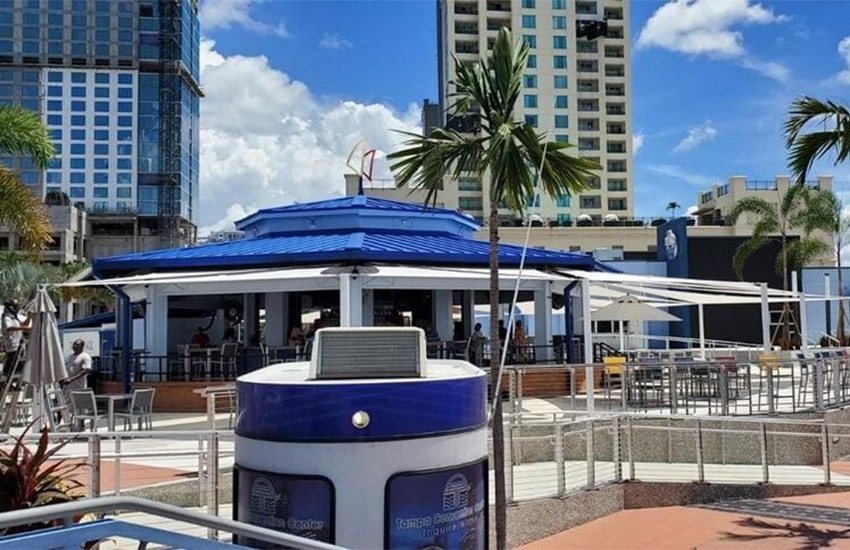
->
xmin=388 ymin=28 xmax=599 ymax=547
xmin=785 ymin=97 xmax=850 ymax=345
xmin=729 ymin=184 xmax=830 ymax=348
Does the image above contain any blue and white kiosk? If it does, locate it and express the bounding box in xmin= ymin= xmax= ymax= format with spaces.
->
xmin=234 ymin=327 xmax=489 ymax=549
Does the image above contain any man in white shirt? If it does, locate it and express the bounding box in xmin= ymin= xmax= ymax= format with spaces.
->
xmin=61 ymin=339 xmax=92 ymax=418
xmin=2 ymin=300 xmax=30 ymax=379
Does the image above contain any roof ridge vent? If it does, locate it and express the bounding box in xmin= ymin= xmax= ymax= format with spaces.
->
xmin=309 ymin=327 xmax=427 ymax=379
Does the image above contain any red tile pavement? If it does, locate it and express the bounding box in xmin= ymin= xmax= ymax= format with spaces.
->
xmin=520 ymin=492 xmax=850 ymax=550
xmin=54 ymin=459 xmax=191 ymax=495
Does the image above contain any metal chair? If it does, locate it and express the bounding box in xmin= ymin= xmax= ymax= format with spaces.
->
xmin=70 ymin=390 xmax=103 ymax=432
xmin=115 ymin=388 xmax=156 ymax=431
xmin=209 ymin=343 xmax=239 ymax=379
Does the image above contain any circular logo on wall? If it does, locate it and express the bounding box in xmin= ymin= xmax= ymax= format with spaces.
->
xmin=664 ymin=229 xmax=678 ymax=261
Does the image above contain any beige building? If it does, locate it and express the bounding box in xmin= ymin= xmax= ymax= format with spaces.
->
xmin=436 ymin=0 xmax=633 ymax=224
xmin=346 ymin=174 xmax=835 ymax=266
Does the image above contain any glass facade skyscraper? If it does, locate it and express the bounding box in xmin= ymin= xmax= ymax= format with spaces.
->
xmin=0 ymin=0 xmax=201 ymax=248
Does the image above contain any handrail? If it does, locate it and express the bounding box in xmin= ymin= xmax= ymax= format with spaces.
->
xmin=0 ymin=496 xmax=344 ymax=550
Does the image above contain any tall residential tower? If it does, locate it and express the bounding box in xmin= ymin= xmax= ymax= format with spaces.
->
xmin=437 ymin=0 xmax=632 ymax=225
xmin=0 ymin=0 xmax=201 ymax=250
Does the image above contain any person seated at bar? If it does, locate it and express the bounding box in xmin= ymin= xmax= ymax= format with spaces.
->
xmin=223 ymin=326 xmax=238 ymax=344
xmin=191 ymin=326 xmax=210 ymax=348
xmin=289 ymin=326 xmax=305 ymax=348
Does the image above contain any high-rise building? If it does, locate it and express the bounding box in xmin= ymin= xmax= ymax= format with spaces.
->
xmin=436 ymin=0 xmax=632 ymax=225
xmin=0 ymin=0 xmax=201 ymax=250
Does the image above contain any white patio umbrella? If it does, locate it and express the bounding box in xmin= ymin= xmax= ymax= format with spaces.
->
xmin=592 ymin=294 xmax=681 ymax=350
xmin=22 ymin=287 xmax=68 ymax=430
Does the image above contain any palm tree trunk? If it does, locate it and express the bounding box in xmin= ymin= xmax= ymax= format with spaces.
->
xmin=488 ymin=200 xmax=507 ymax=550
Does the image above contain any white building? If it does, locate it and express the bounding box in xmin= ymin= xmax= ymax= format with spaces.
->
xmin=436 ymin=0 xmax=633 ymax=224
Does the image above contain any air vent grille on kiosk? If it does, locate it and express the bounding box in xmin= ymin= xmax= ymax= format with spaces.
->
xmin=309 ymin=327 xmax=427 ymax=379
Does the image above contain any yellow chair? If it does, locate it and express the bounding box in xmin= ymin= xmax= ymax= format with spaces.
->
xmin=603 ymin=356 xmax=627 ymax=405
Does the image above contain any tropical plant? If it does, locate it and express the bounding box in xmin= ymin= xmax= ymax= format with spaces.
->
xmin=785 ymin=96 xmax=850 ymax=345
xmin=784 ymin=97 xmax=850 ymax=186
xmin=803 ymin=189 xmax=850 ymax=344
xmin=729 ymin=184 xmax=830 ymax=347
xmin=0 ymin=424 xmax=84 ymax=535
xmin=388 ymin=28 xmax=599 ymax=547
xmin=666 ymin=201 xmax=681 ymax=219
xmin=0 ymin=106 xmax=55 ymax=250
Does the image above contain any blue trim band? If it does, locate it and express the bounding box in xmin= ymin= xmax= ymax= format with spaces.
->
xmin=236 ymin=376 xmax=487 ymax=442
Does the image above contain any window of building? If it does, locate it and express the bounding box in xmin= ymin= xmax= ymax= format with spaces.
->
xmin=555 ymin=135 xmax=569 ymax=143
xmin=70 ymin=143 xmax=85 ymax=155
xmin=94 ymin=144 xmax=108 ymax=155
xmin=552 ymin=0 xmax=566 ymax=8
xmin=71 ymin=72 xmax=86 ymax=83
xmin=522 ymin=15 xmax=536 ymax=28
xmin=118 ymin=87 xmax=133 ymax=98
xmin=116 ymin=187 xmax=132 ymax=198
xmin=70 ymin=129 xmax=86 ymax=140
xmin=94 ymin=101 xmax=109 ymax=112
xmin=95 ymin=73 xmax=109 ymax=84
xmin=117 ymin=172 xmax=132 ymax=184
xmin=70 ymin=158 xmax=85 ymax=169
xmin=94 ymin=172 xmax=108 ymax=184
xmin=95 ymin=87 xmax=109 ymax=98
xmin=93 ymin=188 xmax=109 ymax=199
xmin=555 ymin=115 xmax=569 ymax=128
xmin=118 ymin=101 xmax=132 ymax=113
xmin=69 ymin=187 xmax=85 ymax=198
xmin=117 ymin=116 xmax=132 ymax=127
xmin=554 ymin=55 xmax=567 ymax=69
xmin=117 ymin=158 xmax=132 ymax=170
xmin=94 ymin=130 xmax=109 ymax=141
xmin=522 ymin=0 xmax=535 ymax=7
xmin=117 ymin=144 xmax=132 ymax=155
xmin=93 ymin=158 xmax=108 ymax=170
xmin=118 ymin=73 xmax=133 ymax=85
xmin=46 ymin=100 xmax=62 ymax=111
xmin=71 ymin=101 xmax=86 ymax=112
xmin=94 ymin=115 xmax=109 ymax=126
xmin=71 ymin=87 xmax=86 ymax=98
xmin=523 ymin=94 xmax=538 ymax=108
xmin=553 ymin=16 xmax=566 ymax=29
xmin=117 ymin=130 xmax=132 ymax=141
xmin=524 ymin=114 xmax=538 ymax=127
xmin=523 ymin=74 xmax=537 ymax=88
xmin=46 ymin=114 xmax=62 ymax=125
xmin=522 ymin=35 xmax=536 ymax=48
xmin=556 ymin=194 xmax=571 ymax=207
xmin=527 ymin=54 xmax=537 ymax=69
xmin=525 ymin=195 xmax=540 ymax=208
xmin=47 ymin=72 xmax=62 ymax=83
xmin=554 ymin=75 xmax=568 ymax=88
xmin=555 ymin=95 xmax=568 ymax=108
xmin=553 ymin=36 xmax=567 ymax=49
xmin=70 ymin=172 xmax=85 ymax=184
xmin=47 ymin=86 xmax=62 ymax=97
xmin=45 ymin=172 xmax=62 ymax=184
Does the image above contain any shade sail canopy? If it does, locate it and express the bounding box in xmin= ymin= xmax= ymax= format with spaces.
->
xmin=591 ymin=294 xmax=681 ymax=323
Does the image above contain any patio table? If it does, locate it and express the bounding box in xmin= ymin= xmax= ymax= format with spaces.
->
xmin=95 ymin=393 xmax=133 ymax=432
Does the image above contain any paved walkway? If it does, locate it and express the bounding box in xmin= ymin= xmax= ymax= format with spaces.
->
xmin=520 ymin=491 xmax=850 ymax=549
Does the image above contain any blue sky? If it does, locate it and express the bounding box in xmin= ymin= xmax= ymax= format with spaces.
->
xmin=197 ymin=0 xmax=850 ymax=232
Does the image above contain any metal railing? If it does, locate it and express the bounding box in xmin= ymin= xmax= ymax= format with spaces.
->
xmin=498 ymin=412 xmax=850 ymax=504
xmin=0 ymin=496 xmax=343 ymax=549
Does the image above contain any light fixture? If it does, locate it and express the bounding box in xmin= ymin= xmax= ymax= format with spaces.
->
xmin=351 ymin=410 xmax=370 ymax=429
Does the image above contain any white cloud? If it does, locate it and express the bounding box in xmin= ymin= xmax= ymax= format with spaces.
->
xmin=637 ymin=0 xmax=789 ymax=81
xmin=632 ymin=133 xmax=644 ymax=156
xmin=836 ymin=36 xmax=850 ymax=85
xmin=319 ymin=33 xmax=353 ymax=50
xmin=200 ymin=0 xmax=287 ymax=37
xmin=646 ymin=164 xmax=718 ymax=188
xmin=197 ymin=39 xmax=421 ymax=236
xmin=673 ymin=121 xmax=717 ymax=153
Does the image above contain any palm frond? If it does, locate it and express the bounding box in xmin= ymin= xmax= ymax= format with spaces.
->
xmin=785 ymin=237 xmax=831 ymax=272
xmin=733 ymin=235 xmax=769 ymax=280
xmin=784 ymin=96 xmax=850 ymax=184
xmin=729 ymin=197 xmax=778 ymax=232
xmin=0 ymin=168 xmax=52 ymax=250
xmin=0 ymin=106 xmax=55 ymax=170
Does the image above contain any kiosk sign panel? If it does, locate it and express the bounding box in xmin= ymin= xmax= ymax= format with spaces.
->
xmin=385 ymin=459 xmax=487 ymax=550
xmin=235 ymin=466 xmax=335 ymax=548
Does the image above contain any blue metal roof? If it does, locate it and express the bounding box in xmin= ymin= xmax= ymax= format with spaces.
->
xmin=94 ymin=194 xmax=614 ymax=275
xmin=94 ymin=230 xmax=604 ymax=273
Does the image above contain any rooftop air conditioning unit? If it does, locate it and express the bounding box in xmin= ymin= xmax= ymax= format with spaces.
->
xmin=309 ymin=327 xmax=428 ymax=380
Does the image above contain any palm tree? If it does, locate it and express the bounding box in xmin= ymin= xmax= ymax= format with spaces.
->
xmin=729 ymin=184 xmax=830 ymax=347
xmin=0 ymin=105 xmax=55 ymax=250
xmin=666 ymin=201 xmax=681 ymax=219
xmin=785 ymin=96 xmax=850 ymax=345
xmin=802 ymin=189 xmax=850 ymax=343
xmin=388 ymin=28 xmax=599 ymax=547
xmin=784 ymin=97 xmax=850 ymax=186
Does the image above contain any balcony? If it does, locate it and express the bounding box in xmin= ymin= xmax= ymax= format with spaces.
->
xmin=607 ymin=142 xmax=626 ymax=153
xmin=578 ymin=138 xmax=599 ymax=151
xmin=606 ymin=27 xmax=624 ymax=40
xmin=608 ymin=199 xmax=628 ymax=211
xmin=577 ymin=41 xmax=598 ymax=54
xmin=455 ymin=42 xmax=479 ymax=55
xmin=605 ymin=85 xmax=625 ymax=96
xmin=455 ymin=2 xmax=478 ymax=15
xmin=455 ymin=23 xmax=478 ymax=35
xmin=606 ymin=103 xmax=625 ymax=115
xmin=487 ymin=1 xmax=511 ymax=12
xmin=607 ymin=161 xmax=627 ymax=173
xmin=604 ymin=8 xmax=624 ymax=20
xmin=577 ymin=101 xmax=599 ymax=112
xmin=605 ymin=65 xmax=625 ymax=77
xmin=607 ymin=124 xmax=626 ymax=134
xmin=605 ymin=47 xmax=625 ymax=58
xmin=487 ymin=20 xmax=510 ymax=31
xmin=579 ymin=120 xmax=600 ymax=131
xmin=577 ymin=61 xmax=598 ymax=73
xmin=576 ymin=1 xmax=598 ymax=15
xmin=577 ymin=80 xmax=599 ymax=93
xmin=608 ymin=179 xmax=627 ymax=192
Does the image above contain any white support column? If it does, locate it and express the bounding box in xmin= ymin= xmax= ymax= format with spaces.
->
xmin=698 ymin=303 xmax=706 ymax=359
xmin=362 ymin=288 xmax=374 ymax=327
xmin=534 ymin=281 xmax=553 ymax=361
xmin=264 ymin=292 xmax=288 ymax=347
xmin=799 ymin=292 xmax=809 ymax=351
xmin=146 ymin=288 xmax=168 ymax=357
xmin=339 ymin=274 xmax=363 ymax=327
xmin=581 ymin=278 xmax=595 ymax=411
xmin=760 ymin=283 xmax=771 ymax=351
xmin=433 ymin=290 xmax=453 ymax=341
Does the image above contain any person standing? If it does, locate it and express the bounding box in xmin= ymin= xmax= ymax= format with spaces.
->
xmin=2 ymin=299 xmax=30 ymax=378
xmin=466 ymin=323 xmax=486 ymax=366
xmin=61 ymin=339 xmax=92 ymax=423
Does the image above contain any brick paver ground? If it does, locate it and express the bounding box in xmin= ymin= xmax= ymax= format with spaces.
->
xmin=520 ymin=492 xmax=850 ymax=550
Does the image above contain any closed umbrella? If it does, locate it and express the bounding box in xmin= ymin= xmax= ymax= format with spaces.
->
xmin=592 ymin=294 xmax=681 ymax=350
xmin=22 ymin=287 xmax=68 ymax=430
